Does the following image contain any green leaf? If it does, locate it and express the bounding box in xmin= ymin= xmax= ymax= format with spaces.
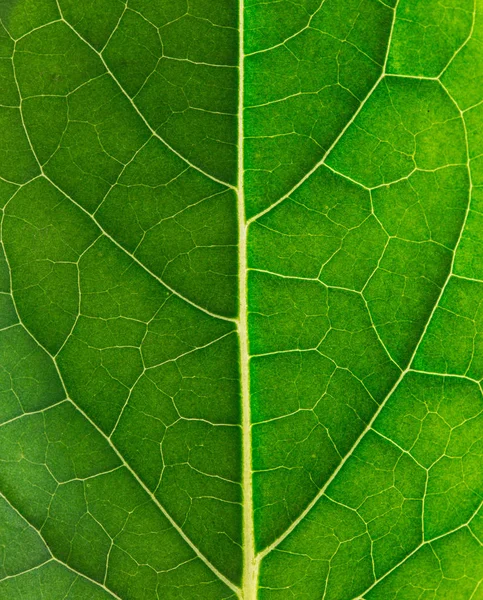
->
xmin=0 ymin=0 xmax=482 ymax=598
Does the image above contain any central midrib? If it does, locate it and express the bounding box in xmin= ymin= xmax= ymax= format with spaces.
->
xmin=237 ymin=0 xmax=258 ymax=597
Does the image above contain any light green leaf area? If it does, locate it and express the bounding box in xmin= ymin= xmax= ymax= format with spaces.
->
xmin=0 ymin=0 xmax=482 ymax=598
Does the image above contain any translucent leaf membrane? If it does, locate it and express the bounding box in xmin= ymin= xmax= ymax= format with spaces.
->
xmin=0 ymin=0 xmax=482 ymax=599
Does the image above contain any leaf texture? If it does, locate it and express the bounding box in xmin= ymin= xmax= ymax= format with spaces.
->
xmin=0 ymin=0 xmax=483 ymax=599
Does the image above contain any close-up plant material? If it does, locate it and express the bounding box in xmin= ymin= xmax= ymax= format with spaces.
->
xmin=0 ymin=0 xmax=482 ymax=598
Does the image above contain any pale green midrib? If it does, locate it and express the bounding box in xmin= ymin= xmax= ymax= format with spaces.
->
xmin=238 ymin=0 xmax=257 ymax=598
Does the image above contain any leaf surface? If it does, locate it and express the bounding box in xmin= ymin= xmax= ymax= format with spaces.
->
xmin=1 ymin=0 xmax=483 ymax=598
